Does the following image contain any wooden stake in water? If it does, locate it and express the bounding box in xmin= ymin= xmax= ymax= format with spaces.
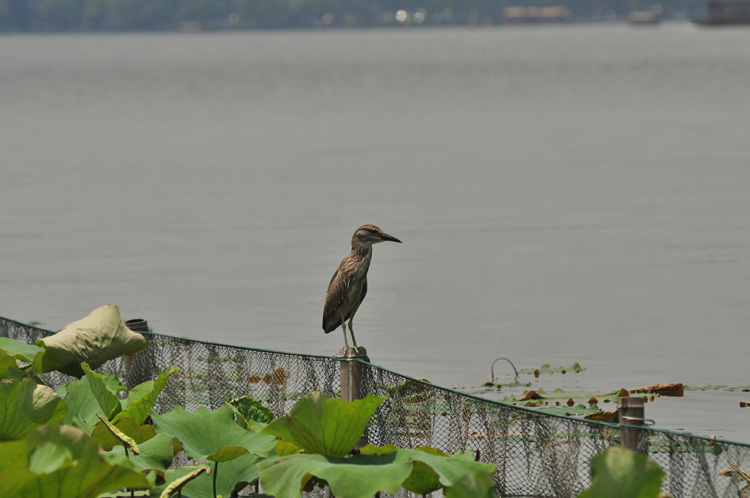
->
xmin=339 ymin=347 xmax=370 ymax=449
xmin=618 ymin=397 xmax=646 ymax=454
xmin=339 ymin=347 xmax=369 ymax=402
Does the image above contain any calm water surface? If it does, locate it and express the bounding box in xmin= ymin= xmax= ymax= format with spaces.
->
xmin=1 ymin=24 xmax=749 ymax=441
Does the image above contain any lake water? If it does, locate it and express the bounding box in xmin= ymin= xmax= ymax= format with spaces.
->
xmin=1 ymin=24 xmax=749 ymax=442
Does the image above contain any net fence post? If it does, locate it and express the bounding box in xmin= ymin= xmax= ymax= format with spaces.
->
xmin=618 ymin=396 xmax=646 ymax=454
xmin=340 ymin=347 xmax=370 ymax=448
xmin=340 ymin=347 xmax=369 ymax=401
xmin=124 ymin=318 xmax=153 ymax=389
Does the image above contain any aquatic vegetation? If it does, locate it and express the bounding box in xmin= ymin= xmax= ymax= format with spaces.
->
xmin=0 ymin=306 xmax=498 ymax=498
xmin=518 ymin=362 xmax=586 ymax=377
xmin=577 ymin=447 xmax=666 ymax=498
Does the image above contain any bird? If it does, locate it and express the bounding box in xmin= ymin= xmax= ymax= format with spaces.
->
xmin=323 ymin=225 xmax=402 ymax=351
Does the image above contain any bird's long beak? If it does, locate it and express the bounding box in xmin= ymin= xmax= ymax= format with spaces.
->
xmin=381 ymin=233 xmax=402 ymax=243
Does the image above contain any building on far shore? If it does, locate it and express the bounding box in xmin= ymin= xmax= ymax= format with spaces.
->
xmin=695 ymin=0 xmax=750 ymax=24
xmin=503 ymin=5 xmax=572 ymax=23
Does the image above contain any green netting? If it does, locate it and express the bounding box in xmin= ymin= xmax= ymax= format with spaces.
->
xmin=2 ymin=316 xmax=749 ymax=498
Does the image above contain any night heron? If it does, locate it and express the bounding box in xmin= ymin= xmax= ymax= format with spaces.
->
xmin=323 ymin=224 xmax=402 ymax=350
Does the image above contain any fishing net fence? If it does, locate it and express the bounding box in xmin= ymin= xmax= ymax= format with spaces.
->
xmin=2 ymin=316 xmax=749 ymax=498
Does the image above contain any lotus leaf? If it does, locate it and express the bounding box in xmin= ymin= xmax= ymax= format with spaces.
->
xmin=57 ymin=370 xmax=124 ymax=399
xmin=0 ymin=378 xmax=68 ymax=441
xmin=81 ymin=362 xmax=122 ymax=420
xmin=0 ymin=338 xmax=45 ymax=374
xmin=0 ymin=438 xmax=33 ymax=495
xmin=275 ymin=440 xmax=303 ymax=456
xmin=445 ymin=472 xmax=496 ymax=498
xmin=0 ymin=352 xmax=19 ymax=380
xmin=91 ymin=416 xmax=158 ymax=451
xmin=156 ymin=465 xmax=210 ymax=498
xmin=28 ymin=440 xmax=74 ymax=473
xmin=519 ymin=363 xmax=585 ymax=375
xmin=38 ymin=304 xmax=146 ymax=377
xmin=96 ymin=413 xmax=139 ymax=454
xmin=360 ymin=445 xmax=496 ymax=490
xmin=0 ymin=337 xmax=45 ymax=362
xmin=151 ymin=405 xmax=277 ymax=461
xmin=59 ymin=377 xmax=107 ymax=432
xmin=359 ymin=444 xmax=442 ymax=493
xmin=60 ymin=366 xmax=175 ymax=436
xmin=150 ymin=453 xmax=265 ymax=498
xmin=257 ymin=452 xmax=413 ymax=498
xmin=262 ymin=391 xmax=385 ymax=457
xmin=107 ymin=432 xmax=176 ymax=478
xmin=577 ymin=447 xmax=665 ymax=498
xmin=113 ymin=366 xmax=177 ymax=424
xmin=0 ymin=425 xmax=150 ymax=498
xmin=259 ymin=444 xmax=495 ymax=498
xmin=228 ymin=395 xmax=276 ymax=429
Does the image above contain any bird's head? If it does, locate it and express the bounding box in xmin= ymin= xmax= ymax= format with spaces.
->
xmin=353 ymin=225 xmax=402 ymax=245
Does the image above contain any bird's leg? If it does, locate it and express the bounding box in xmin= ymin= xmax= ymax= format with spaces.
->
xmin=341 ymin=322 xmax=349 ymax=350
xmin=348 ymin=318 xmax=359 ymax=351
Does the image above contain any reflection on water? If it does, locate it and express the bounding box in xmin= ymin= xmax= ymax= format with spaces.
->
xmin=1 ymin=24 xmax=749 ymax=441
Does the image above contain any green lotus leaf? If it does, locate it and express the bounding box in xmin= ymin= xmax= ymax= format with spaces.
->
xmin=150 ymin=453 xmax=265 ymax=498
xmin=0 ymin=337 xmax=44 ymax=362
xmin=0 ymin=438 xmax=33 ymax=495
xmin=257 ymin=452 xmax=413 ymax=498
xmin=359 ymin=445 xmax=496 ymax=491
xmin=0 ymin=352 xmax=20 ymax=380
xmin=0 ymin=338 xmax=46 ymax=374
xmin=0 ymin=425 xmax=150 ymax=498
xmin=578 ymin=447 xmax=665 ymax=498
xmin=81 ymin=362 xmax=122 ymax=420
xmin=28 ymin=440 xmax=74 ymax=473
xmin=0 ymin=378 xmax=68 ymax=441
xmin=57 ymin=370 xmax=124 ymax=399
xmin=151 ymin=405 xmax=277 ymax=461
xmin=107 ymin=432 xmax=176 ymax=478
xmin=259 ymin=444 xmax=495 ymax=498
xmin=96 ymin=414 xmax=139 ymax=454
xmin=275 ymin=440 xmax=303 ymax=456
xmin=408 ymin=449 xmax=495 ymax=488
xmin=519 ymin=363 xmax=585 ymax=375
xmin=262 ymin=392 xmax=385 ymax=457
xmin=38 ymin=304 xmax=146 ymax=377
xmin=402 ymin=459 xmax=441 ymax=494
xmin=445 ymin=472 xmax=496 ymax=498
xmin=155 ymin=465 xmax=210 ymax=498
xmin=91 ymin=416 xmax=157 ymax=451
xmin=114 ymin=366 xmax=177 ymax=425
xmin=358 ymin=444 xmax=443 ymax=493
xmin=393 ymin=446 xmax=446 ymax=494
xmin=228 ymin=395 xmax=276 ymax=429
xmin=58 ymin=377 xmax=105 ymax=433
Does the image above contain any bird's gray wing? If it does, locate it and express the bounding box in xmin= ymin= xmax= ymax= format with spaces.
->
xmin=323 ymin=265 xmax=349 ymax=333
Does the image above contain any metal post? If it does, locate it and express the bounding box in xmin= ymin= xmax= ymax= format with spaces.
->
xmin=618 ymin=397 xmax=646 ymax=454
xmin=340 ymin=347 xmax=370 ymax=449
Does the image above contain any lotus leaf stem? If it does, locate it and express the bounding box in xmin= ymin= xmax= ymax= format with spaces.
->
xmin=491 ymin=357 xmax=519 ymax=384
xmin=213 ymin=461 xmax=219 ymax=498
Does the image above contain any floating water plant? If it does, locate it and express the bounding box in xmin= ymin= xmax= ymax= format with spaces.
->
xmin=518 ymin=362 xmax=586 ymax=377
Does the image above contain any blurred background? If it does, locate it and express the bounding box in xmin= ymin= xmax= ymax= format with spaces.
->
xmin=1 ymin=2 xmax=749 ymax=441
xmin=0 ymin=0 xmax=743 ymax=31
